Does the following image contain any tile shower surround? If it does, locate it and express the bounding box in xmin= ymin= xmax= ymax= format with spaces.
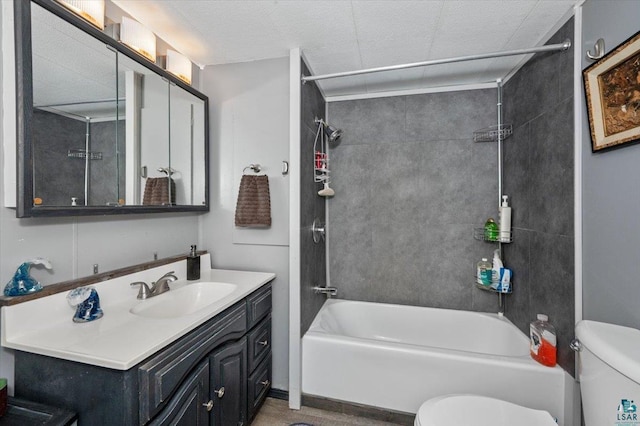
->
xmin=328 ymin=89 xmax=499 ymax=314
xmin=300 ymin=58 xmax=327 ymax=334
xmin=33 ymin=110 xmax=125 ymax=206
xmin=325 ymin=18 xmax=574 ymax=375
xmin=503 ymin=18 xmax=575 ymax=374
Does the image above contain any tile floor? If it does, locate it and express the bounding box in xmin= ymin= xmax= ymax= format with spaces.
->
xmin=252 ymin=398 xmax=409 ymax=426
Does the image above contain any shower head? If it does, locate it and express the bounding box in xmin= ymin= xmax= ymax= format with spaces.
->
xmin=324 ymin=124 xmax=343 ymax=143
xmin=314 ymin=117 xmax=343 ymax=143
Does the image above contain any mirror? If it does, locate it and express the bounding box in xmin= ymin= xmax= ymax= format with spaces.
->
xmin=15 ymin=0 xmax=209 ymax=217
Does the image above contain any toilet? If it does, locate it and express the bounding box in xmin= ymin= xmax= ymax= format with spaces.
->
xmin=414 ymin=394 xmax=556 ymax=426
xmin=415 ymin=319 xmax=640 ymax=426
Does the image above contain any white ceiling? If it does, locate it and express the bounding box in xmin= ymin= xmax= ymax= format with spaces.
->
xmin=113 ymin=1 xmax=578 ymax=97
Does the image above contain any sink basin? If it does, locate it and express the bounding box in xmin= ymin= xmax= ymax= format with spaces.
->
xmin=130 ymin=282 xmax=237 ymax=319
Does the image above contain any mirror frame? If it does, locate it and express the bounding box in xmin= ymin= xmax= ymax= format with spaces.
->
xmin=14 ymin=0 xmax=210 ymax=217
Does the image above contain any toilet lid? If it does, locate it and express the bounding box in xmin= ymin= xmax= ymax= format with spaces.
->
xmin=415 ymin=394 xmax=557 ymax=426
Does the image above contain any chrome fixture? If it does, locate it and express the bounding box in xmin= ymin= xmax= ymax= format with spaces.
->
xmin=243 ymin=164 xmax=261 ymax=174
xmin=586 ymin=38 xmax=605 ymax=60
xmin=569 ymin=338 xmax=582 ymax=352
xmin=313 ymin=285 xmax=337 ymax=297
xmin=311 ymin=218 xmax=326 ymax=243
xmin=130 ymin=271 xmax=178 ymax=299
xmin=314 ymin=117 xmax=343 ymax=143
xmin=302 ymin=39 xmax=572 ymax=83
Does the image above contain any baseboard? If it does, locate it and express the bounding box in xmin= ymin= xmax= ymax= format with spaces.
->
xmin=268 ymin=388 xmax=289 ymax=401
xmin=301 ymin=394 xmax=414 ymax=425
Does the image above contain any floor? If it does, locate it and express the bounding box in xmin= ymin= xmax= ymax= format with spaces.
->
xmin=252 ymin=398 xmax=410 ymax=426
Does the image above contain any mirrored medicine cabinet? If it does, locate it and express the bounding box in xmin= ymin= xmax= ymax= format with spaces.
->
xmin=14 ymin=0 xmax=209 ymax=217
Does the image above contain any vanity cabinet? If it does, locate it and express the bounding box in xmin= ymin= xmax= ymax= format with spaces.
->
xmin=13 ymin=283 xmax=272 ymax=426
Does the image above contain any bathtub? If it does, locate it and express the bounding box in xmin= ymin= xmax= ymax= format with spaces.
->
xmin=302 ymin=299 xmax=576 ymax=426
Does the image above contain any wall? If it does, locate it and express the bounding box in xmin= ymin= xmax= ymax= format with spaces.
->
xmin=327 ymin=89 xmax=498 ymax=312
xmin=89 ymin=119 xmax=126 ymax=206
xmin=581 ymin=1 xmax=640 ymax=327
xmin=502 ymin=18 xmax=575 ymax=374
xmin=299 ymin=59 xmax=327 ymax=334
xmin=0 ymin=4 xmax=202 ymax=390
xmin=32 ymin=110 xmax=85 ymax=206
xmin=200 ymin=57 xmax=290 ymax=392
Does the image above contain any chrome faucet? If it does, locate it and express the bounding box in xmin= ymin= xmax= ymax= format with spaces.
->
xmin=313 ymin=285 xmax=338 ymax=297
xmin=131 ymin=271 xmax=178 ymax=300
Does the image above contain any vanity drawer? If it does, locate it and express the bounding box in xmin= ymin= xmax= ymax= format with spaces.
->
xmin=247 ymin=354 xmax=272 ymax=422
xmin=247 ymin=315 xmax=271 ymax=372
xmin=138 ymin=302 xmax=247 ymax=424
xmin=246 ymin=284 xmax=272 ymax=329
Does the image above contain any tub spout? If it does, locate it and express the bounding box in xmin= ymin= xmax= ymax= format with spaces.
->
xmin=313 ymin=286 xmax=337 ymax=297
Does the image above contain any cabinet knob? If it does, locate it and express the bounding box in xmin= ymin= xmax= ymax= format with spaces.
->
xmin=260 ymin=380 xmax=270 ymax=387
xmin=214 ymin=387 xmax=225 ymax=398
xmin=203 ymin=400 xmax=214 ymax=412
xmin=258 ymin=340 xmax=269 ymax=346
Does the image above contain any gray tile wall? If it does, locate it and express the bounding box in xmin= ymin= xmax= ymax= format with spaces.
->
xmin=89 ymin=120 xmax=126 ymax=205
xmin=327 ymin=89 xmax=501 ymax=312
xmin=503 ymin=18 xmax=575 ymax=374
xmin=33 ymin=111 xmax=125 ymax=207
xmin=300 ymin=58 xmax=327 ymax=334
xmin=33 ymin=110 xmax=85 ymax=206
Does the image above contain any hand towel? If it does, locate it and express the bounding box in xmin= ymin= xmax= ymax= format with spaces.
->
xmin=142 ymin=177 xmax=176 ymax=205
xmin=235 ymin=175 xmax=271 ymax=227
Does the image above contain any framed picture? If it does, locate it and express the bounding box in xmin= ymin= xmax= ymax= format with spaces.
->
xmin=583 ymin=30 xmax=640 ymax=152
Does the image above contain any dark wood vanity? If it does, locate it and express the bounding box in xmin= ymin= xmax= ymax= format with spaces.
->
xmin=13 ymin=283 xmax=272 ymax=425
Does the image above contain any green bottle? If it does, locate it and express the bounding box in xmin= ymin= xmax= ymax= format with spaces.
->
xmin=484 ymin=218 xmax=499 ymax=241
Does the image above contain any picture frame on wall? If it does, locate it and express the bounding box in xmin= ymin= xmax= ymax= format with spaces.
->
xmin=583 ymin=30 xmax=640 ymax=152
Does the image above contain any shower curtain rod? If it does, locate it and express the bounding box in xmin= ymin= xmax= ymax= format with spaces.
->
xmin=34 ymin=98 xmax=125 ymax=109
xmin=301 ymin=39 xmax=571 ymax=83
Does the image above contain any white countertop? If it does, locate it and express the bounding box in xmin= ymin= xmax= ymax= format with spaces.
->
xmin=1 ymin=255 xmax=275 ymax=370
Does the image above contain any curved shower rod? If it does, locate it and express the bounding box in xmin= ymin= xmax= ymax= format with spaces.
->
xmin=301 ymin=39 xmax=571 ymax=83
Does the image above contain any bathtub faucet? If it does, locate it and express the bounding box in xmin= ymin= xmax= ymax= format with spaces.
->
xmin=313 ymin=285 xmax=337 ymax=297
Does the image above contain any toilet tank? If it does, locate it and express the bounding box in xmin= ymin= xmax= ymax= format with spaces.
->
xmin=575 ymin=320 xmax=640 ymax=426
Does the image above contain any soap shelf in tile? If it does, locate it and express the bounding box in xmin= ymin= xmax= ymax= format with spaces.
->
xmin=473 ymin=227 xmax=512 ymax=243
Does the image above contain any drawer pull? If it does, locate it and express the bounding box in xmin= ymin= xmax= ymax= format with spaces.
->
xmin=260 ymin=380 xmax=270 ymax=387
xmin=258 ymin=340 xmax=269 ymax=346
xmin=203 ymin=400 xmax=214 ymax=412
xmin=214 ymin=387 xmax=225 ymax=398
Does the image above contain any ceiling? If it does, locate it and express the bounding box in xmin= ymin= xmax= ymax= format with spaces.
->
xmin=112 ymin=0 xmax=580 ymax=98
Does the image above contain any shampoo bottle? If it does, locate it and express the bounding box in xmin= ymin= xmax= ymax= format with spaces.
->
xmin=499 ymin=195 xmax=511 ymax=242
xmin=529 ymin=314 xmax=557 ymax=367
xmin=187 ymin=245 xmax=200 ymax=281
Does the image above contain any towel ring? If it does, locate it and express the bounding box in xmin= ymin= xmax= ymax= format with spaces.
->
xmin=243 ymin=164 xmax=261 ymax=174
xmin=158 ymin=167 xmax=176 ymax=176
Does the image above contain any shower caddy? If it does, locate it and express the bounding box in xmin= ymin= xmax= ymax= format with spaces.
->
xmin=472 ymin=80 xmax=513 ymax=309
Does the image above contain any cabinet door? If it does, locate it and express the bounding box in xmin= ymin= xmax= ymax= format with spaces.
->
xmin=210 ymin=337 xmax=247 ymax=426
xmin=150 ymin=361 xmax=210 ymax=426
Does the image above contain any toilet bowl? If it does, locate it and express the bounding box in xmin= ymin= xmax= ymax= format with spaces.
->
xmin=414 ymin=394 xmax=556 ymax=426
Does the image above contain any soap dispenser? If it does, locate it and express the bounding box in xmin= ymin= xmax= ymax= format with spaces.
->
xmin=187 ymin=245 xmax=200 ymax=281
xmin=4 ymin=258 xmax=52 ymax=296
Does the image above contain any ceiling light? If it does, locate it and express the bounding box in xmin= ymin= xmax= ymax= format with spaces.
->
xmin=55 ymin=0 xmax=105 ymax=30
xmin=120 ymin=16 xmax=156 ymax=63
xmin=166 ymin=50 xmax=192 ymax=85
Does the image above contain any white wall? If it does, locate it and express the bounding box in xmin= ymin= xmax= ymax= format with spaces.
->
xmin=200 ymin=57 xmax=290 ymax=391
xmin=0 ymin=4 xmax=202 ymax=392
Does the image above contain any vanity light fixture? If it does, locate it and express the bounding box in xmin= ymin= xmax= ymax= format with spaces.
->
xmin=166 ymin=50 xmax=192 ymax=85
xmin=55 ymin=0 xmax=105 ymax=30
xmin=120 ymin=16 xmax=156 ymax=63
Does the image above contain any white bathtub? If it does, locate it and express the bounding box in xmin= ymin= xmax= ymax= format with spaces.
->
xmin=302 ymin=299 xmax=576 ymax=426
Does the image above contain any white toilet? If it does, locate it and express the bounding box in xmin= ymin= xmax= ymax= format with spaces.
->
xmin=415 ymin=319 xmax=640 ymax=426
